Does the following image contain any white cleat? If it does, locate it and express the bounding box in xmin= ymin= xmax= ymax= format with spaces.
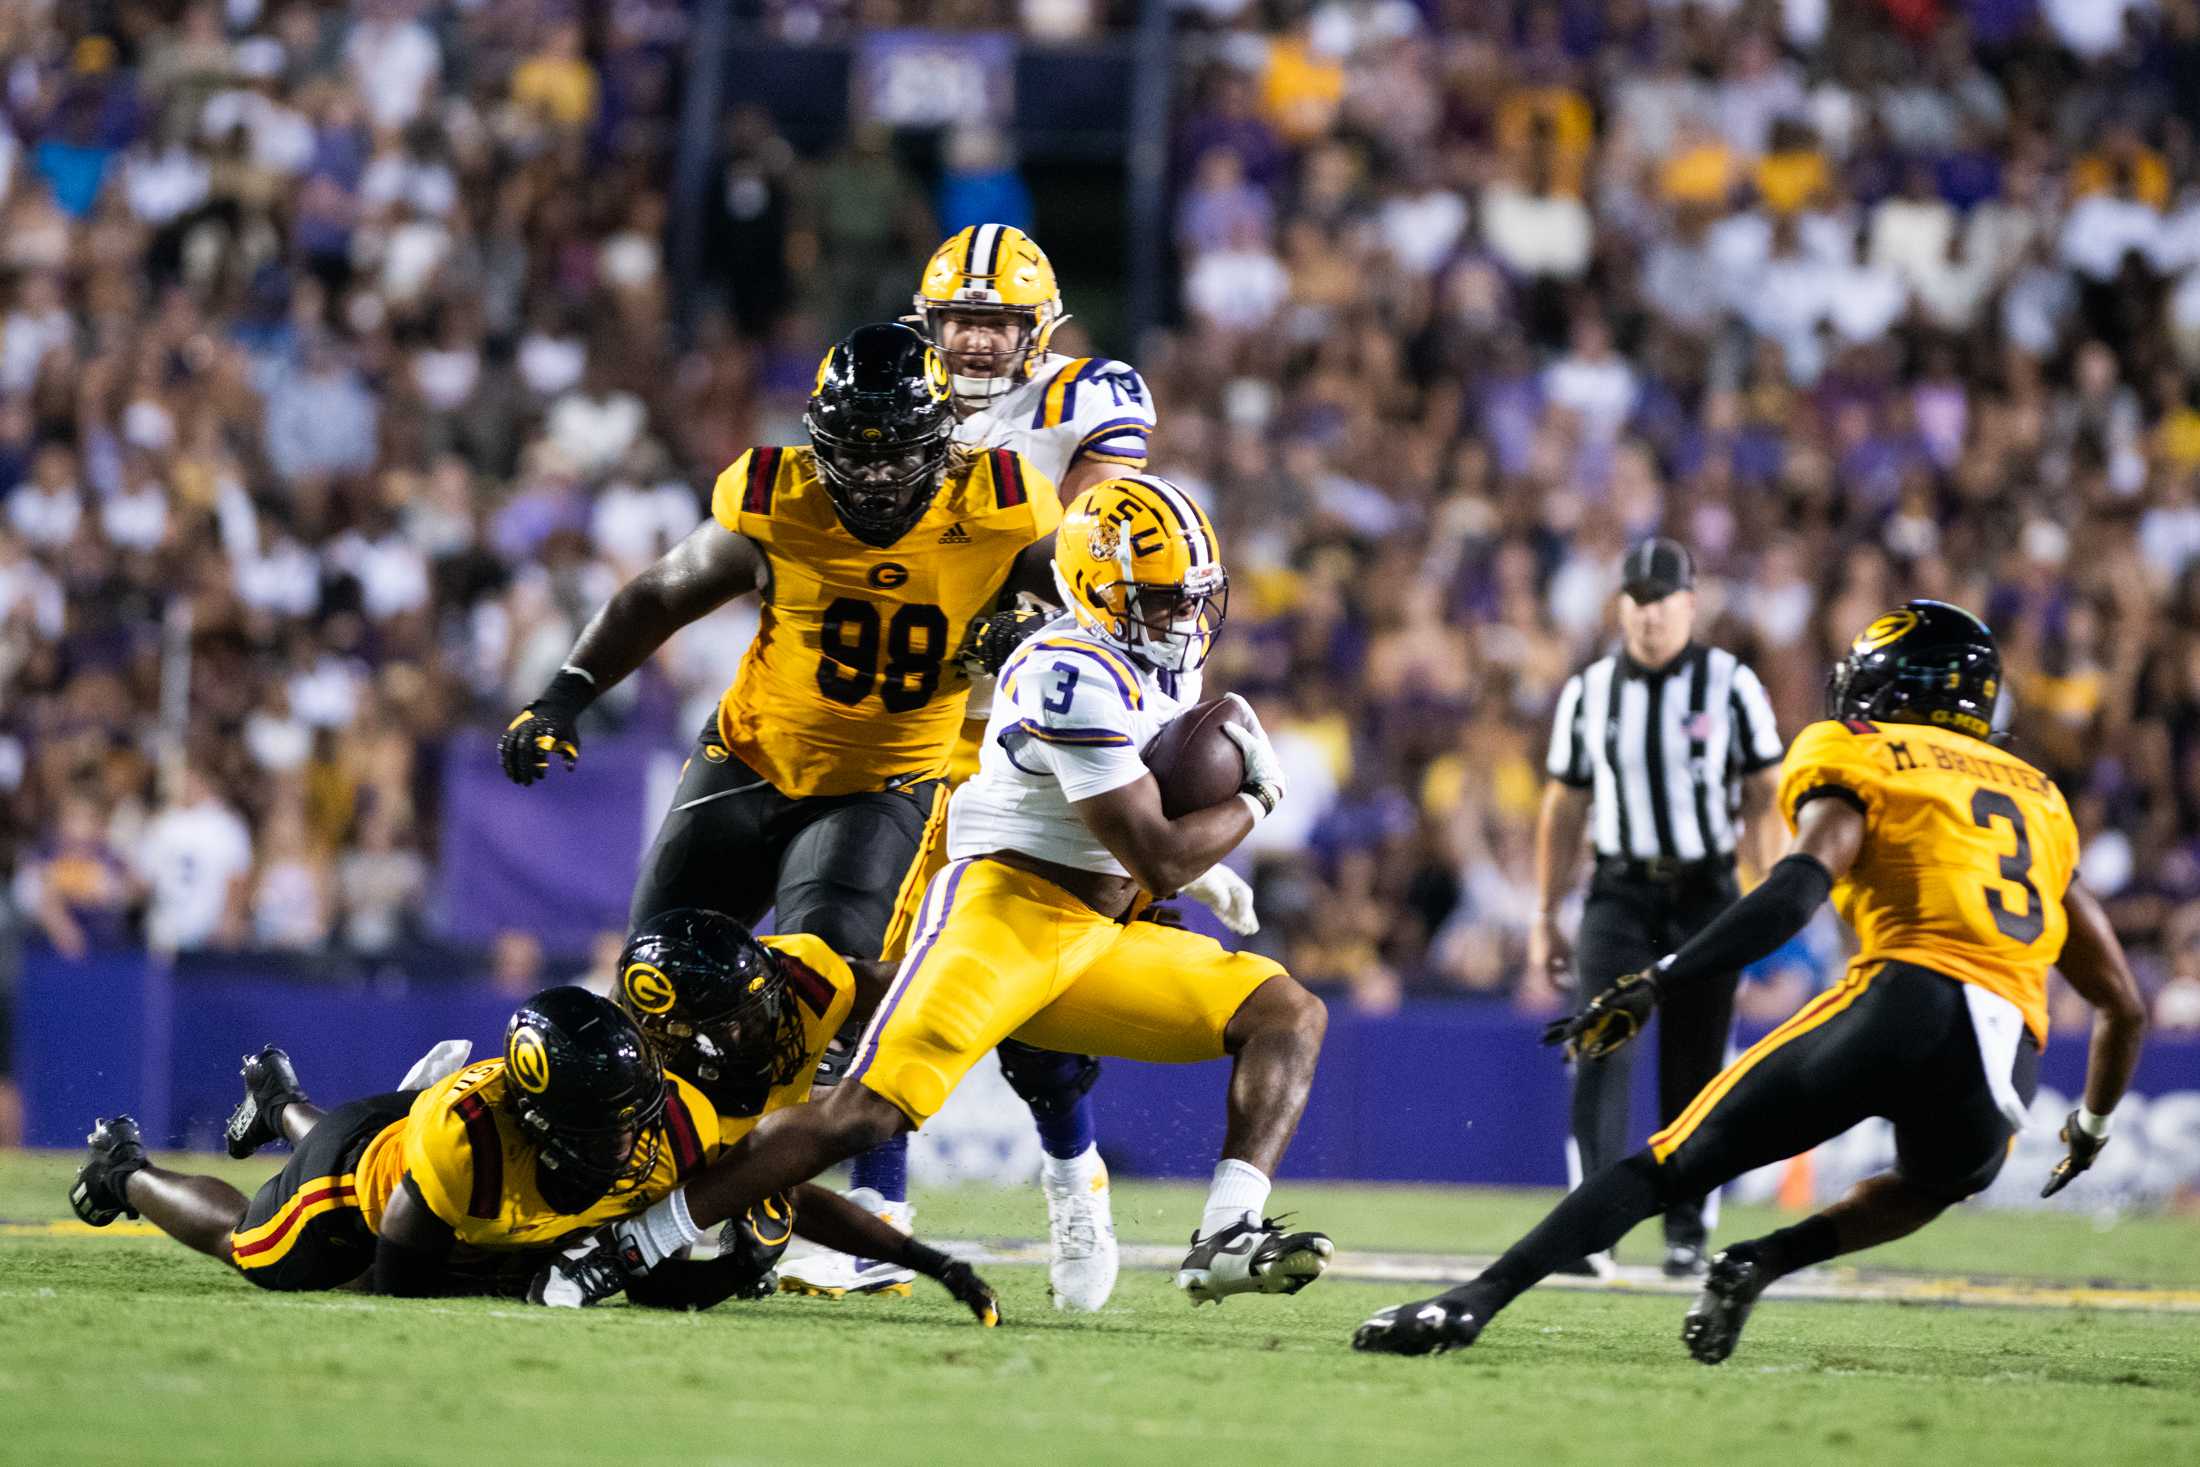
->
xmin=775 ymin=1188 xmax=916 ymax=1298
xmin=1043 ymin=1162 xmax=1119 ymax=1312
xmin=1175 ymin=1215 xmax=1333 ymax=1306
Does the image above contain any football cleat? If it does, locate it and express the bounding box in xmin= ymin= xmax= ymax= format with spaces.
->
xmin=224 ymin=1045 xmax=308 ymax=1159
xmin=528 ymin=1221 xmax=651 ymax=1307
xmin=1352 ymin=1293 xmax=1484 ymax=1355
xmin=1682 ymin=1249 xmax=1771 ymax=1364
xmin=777 ymin=1188 xmax=915 ymax=1298
xmin=71 ymin=1115 xmax=150 ymax=1226
xmin=1043 ymin=1163 xmax=1119 ymax=1312
xmin=1663 ymin=1242 xmax=1708 ymax=1279
xmin=1174 ymin=1215 xmax=1332 ymax=1305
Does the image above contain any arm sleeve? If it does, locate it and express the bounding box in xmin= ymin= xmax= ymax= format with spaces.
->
xmin=1653 ymin=853 xmax=1834 ymax=993
xmin=1728 ymin=662 xmax=1785 ymax=773
xmin=1546 ymin=674 xmax=1590 ymax=786
xmin=1000 ymin=649 xmax=1148 ymax=802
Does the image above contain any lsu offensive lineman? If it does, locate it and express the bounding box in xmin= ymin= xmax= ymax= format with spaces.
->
xmin=527 ymin=476 xmax=1335 ymax=1313
xmin=787 ymin=226 xmax=1257 ymax=1310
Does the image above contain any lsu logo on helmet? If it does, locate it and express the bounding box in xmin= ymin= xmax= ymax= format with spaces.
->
xmin=1053 ymin=475 xmax=1227 ymax=673
xmin=508 ymin=1025 xmax=553 ymax=1093
xmin=622 ymin=962 xmax=678 ymax=1016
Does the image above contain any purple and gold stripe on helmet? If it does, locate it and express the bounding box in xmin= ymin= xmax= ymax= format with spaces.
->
xmin=966 ymin=222 xmax=1006 ymax=281
xmin=847 ymin=860 xmax=972 ymax=1085
xmin=1127 ymin=474 xmax=1215 ymax=569
xmin=1001 ymin=638 xmax=1142 ymax=708
xmin=1010 ymin=718 xmax=1134 ymax=747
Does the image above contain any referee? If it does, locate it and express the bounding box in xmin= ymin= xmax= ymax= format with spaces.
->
xmin=1531 ymin=538 xmax=1786 ymax=1277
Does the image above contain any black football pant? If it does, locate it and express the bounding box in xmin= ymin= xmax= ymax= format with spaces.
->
xmin=1466 ymin=961 xmax=2038 ymax=1316
xmin=1568 ymin=863 xmax=1742 ymax=1250
xmin=629 ymin=724 xmax=942 ymax=958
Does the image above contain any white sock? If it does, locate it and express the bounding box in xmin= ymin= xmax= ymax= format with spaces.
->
xmin=1041 ymin=1144 xmax=1105 ymax=1192
xmin=1199 ymin=1159 xmax=1270 ymax=1240
xmin=628 ymin=1185 xmax=708 ymax=1268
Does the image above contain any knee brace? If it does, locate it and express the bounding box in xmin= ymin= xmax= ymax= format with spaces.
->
xmin=994 ymin=1039 xmax=1101 ymax=1121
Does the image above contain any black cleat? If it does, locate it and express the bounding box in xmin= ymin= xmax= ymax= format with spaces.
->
xmin=224 ymin=1045 xmax=307 ymax=1159
xmin=1352 ymin=1292 xmax=1484 ymax=1356
xmin=1682 ymin=1250 xmax=1769 ymax=1364
xmin=1663 ymin=1242 xmax=1708 ymax=1278
xmin=71 ymin=1115 xmax=149 ymax=1226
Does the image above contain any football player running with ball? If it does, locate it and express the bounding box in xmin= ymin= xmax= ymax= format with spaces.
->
xmin=529 ymin=476 xmax=1334 ymax=1312
xmin=785 ymin=224 xmax=1199 ymax=1309
xmin=1354 ymin=602 xmax=2147 ymax=1361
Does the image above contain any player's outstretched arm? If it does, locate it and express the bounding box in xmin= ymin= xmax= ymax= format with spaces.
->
xmin=1547 ymin=797 xmax=1865 ymax=1060
xmin=787 ymin=1182 xmax=1000 ymax=1325
xmin=499 ymin=523 xmax=764 ymax=785
xmin=2042 ymin=881 xmax=2148 ymax=1197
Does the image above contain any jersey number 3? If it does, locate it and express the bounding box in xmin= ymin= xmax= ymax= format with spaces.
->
xmin=1971 ymin=788 xmax=2044 ymax=944
xmin=817 ymin=598 xmax=949 ymax=713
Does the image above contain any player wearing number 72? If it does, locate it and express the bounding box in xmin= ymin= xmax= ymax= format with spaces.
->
xmin=500 ymin=321 xmax=1062 ymax=972
xmin=1354 ymin=600 xmax=2148 ymax=1362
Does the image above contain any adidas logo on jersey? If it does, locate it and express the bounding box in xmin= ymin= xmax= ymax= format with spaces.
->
xmin=938 ymin=523 xmax=973 ymax=544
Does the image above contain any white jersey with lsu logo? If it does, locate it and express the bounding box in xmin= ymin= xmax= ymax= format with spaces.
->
xmin=947 ymin=612 xmax=1201 ymax=878
xmin=952 ymin=351 xmax=1156 ymax=487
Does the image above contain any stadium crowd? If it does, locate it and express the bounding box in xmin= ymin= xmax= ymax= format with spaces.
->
xmin=3 ymin=0 xmax=2200 ymax=1051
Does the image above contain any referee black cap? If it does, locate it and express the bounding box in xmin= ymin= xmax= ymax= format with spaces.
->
xmin=1621 ymin=538 xmax=1695 ymax=602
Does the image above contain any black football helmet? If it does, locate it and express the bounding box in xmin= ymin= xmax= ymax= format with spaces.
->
xmin=614 ymin=909 xmax=808 ymax=1119
xmin=504 ymin=987 xmax=667 ymax=1213
xmin=1827 ymin=599 xmax=2005 ymax=744
xmin=805 ymin=322 xmax=956 ymax=547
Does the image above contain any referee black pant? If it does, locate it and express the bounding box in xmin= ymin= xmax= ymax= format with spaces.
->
xmin=1568 ymin=858 xmax=1741 ymax=1250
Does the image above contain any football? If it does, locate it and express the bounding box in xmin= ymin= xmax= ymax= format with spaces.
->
xmin=1142 ymin=697 xmax=1250 ymax=817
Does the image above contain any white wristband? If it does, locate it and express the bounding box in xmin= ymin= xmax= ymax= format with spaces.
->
xmin=1237 ymin=791 xmax=1268 ymax=824
xmin=2075 ymin=1105 xmax=2112 ymax=1139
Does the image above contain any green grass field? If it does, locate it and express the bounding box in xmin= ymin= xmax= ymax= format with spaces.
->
xmin=4 ymin=1149 xmax=2196 ymax=1466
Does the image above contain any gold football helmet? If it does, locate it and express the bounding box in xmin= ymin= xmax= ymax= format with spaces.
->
xmin=913 ymin=223 xmax=1066 ymax=408
xmin=1053 ymin=475 xmax=1227 ymax=673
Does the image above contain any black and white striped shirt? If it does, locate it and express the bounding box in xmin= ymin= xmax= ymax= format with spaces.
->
xmin=1546 ymin=643 xmax=1784 ymax=862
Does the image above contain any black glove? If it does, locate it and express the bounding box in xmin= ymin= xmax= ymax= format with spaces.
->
xmin=499 ymin=669 xmax=593 ymax=785
xmin=1542 ymin=967 xmax=1663 ymax=1061
xmin=2040 ymin=1110 xmax=2111 ymax=1198
xmin=906 ymin=1239 xmax=1001 ymax=1327
xmin=720 ymin=1190 xmax=797 ymax=1279
xmin=959 ymin=608 xmax=1050 ymax=677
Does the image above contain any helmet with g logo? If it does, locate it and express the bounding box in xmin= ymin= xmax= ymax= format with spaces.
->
xmin=614 ymin=910 xmax=806 ymax=1118
xmin=502 ymin=987 xmax=667 ymax=1213
xmin=1828 ymin=599 xmax=2005 ymax=744
xmin=1052 ymin=475 xmax=1228 ymax=673
xmin=805 ymin=322 xmax=957 ymax=548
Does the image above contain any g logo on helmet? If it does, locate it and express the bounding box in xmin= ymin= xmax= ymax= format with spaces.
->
xmin=1855 ymin=608 xmax=1919 ymax=654
xmin=623 ymin=961 xmax=678 ymax=1016
xmin=509 ymin=1025 xmax=553 ymax=1093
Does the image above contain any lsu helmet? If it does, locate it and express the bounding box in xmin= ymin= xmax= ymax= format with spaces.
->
xmin=806 ymin=322 xmax=957 ymax=548
xmin=1054 ymin=475 xmax=1227 ymax=673
xmin=504 ymin=987 xmax=668 ymax=1213
xmin=1828 ymin=599 xmax=2006 ymax=744
xmin=912 ymin=223 xmax=1066 ymax=408
xmin=615 ymin=909 xmax=808 ymax=1119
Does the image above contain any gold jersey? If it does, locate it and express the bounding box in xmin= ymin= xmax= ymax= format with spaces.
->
xmin=1777 ymin=718 xmax=2078 ymax=1043
xmin=352 ymin=1066 xmax=725 ymax=1250
xmin=709 ymin=445 xmax=1061 ymax=798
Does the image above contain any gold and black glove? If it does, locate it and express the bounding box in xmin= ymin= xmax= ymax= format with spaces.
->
xmin=958 ymin=608 xmax=1050 ymax=677
xmin=498 ymin=669 xmax=593 ymax=785
xmin=1542 ymin=966 xmax=1664 ymax=1061
xmin=2040 ymin=1110 xmax=2111 ymax=1198
xmin=904 ymin=1239 xmax=1002 ymax=1327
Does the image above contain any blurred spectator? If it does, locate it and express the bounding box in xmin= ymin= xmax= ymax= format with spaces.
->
xmin=136 ymin=768 xmax=252 ymax=954
xmin=937 ymin=126 xmax=1033 ymax=236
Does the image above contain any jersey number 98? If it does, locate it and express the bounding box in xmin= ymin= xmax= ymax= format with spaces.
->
xmin=817 ymin=598 xmax=950 ymax=713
